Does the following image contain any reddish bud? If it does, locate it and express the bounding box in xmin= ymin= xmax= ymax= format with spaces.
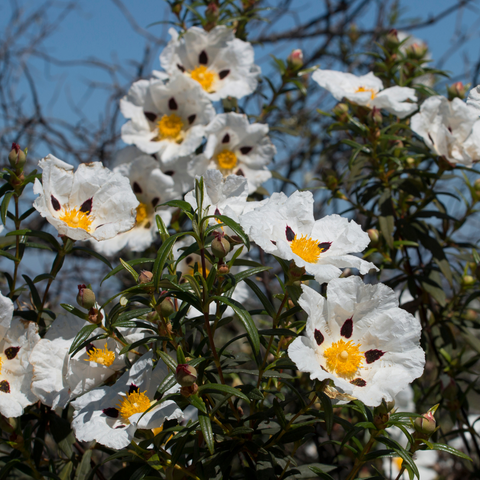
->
xmin=287 ymin=49 xmax=303 ymax=69
xmin=176 ymin=364 xmax=197 ymax=387
xmin=414 ymin=410 xmax=436 ymax=436
xmin=8 ymin=143 xmax=26 ymax=170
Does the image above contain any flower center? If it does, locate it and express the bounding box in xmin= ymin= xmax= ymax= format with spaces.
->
xmin=191 ymin=262 xmax=210 ymax=277
xmin=117 ymin=390 xmax=151 ymax=423
xmin=85 ymin=343 xmax=115 ymax=367
xmin=157 ymin=114 xmax=184 ymax=142
xmin=190 ymin=65 xmax=217 ymax=92
xmin=136 ymin=202 xmax=149 ymax=224
xmin=290 ymin=234 xmax=326 ymax=263
xmin=59 ymin=207 xmax=93 ymax=231
xmin=355 ymin=86 xmax=377 ymax=100
xmin=323 ymin=339 xmax=363 ymax=379
xmin=216 ymin=150 xmax=238 ymax=171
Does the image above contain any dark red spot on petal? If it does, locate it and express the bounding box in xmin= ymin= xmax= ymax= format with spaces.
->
xmin=80 ymin=198 xmax=93 ymax=214
xmin=365 ymin=349 xmax=385 ymax=364
xmin=4 ymin=347 xmax=20 ymax=360
xmin=115 ymin=425 xmax=126 ymax=429
xmin=144 ymin=221 xmax=151 ymax=229
xmin=222 ymin=133 xmax=230 ymax=144
xmin=133 ymin=182 xmax=142 ymax=194
xmin=199 ymin=50 xmax=208 ymax=65
xmin=144 ymin=111 xmax=157 ymax=122
xmin=0 ymin=380 xmax=10 ymax=393
xmin=270 ymin=240 xmax=277 ymax=245
xmin=168 ymin=97 xmax=178 ymax=110
xmin=340 ymin=318 xmax=353 ymax=339
xmin=350 ymin=378 xmax=366 ymax=387
xmin=188 ymin=114 xmax=196 ymax=125
xmin=314 ymin=329 xmax=324 ymax=346
xmin=285 ymin=226 xmax=295 ymax=242
xmin=236 ymin=169 xmax=245 ymax=177
xmin=185 ymin=256 xmax=193 ymax=265
xmin=318 ymin=242 xmax=332 ymax=252
xmin=103 ymin=407 xmax=119 ymax=418
xmin=151 ymin=197 xmax=160 ymax=207
xmin=164 ymin=170 xmax=174 ymax=176
xmin=240 ymin=146 xmax=252 ymax=155
xmin=51 ymin=195 xmax=61 ymax=211
xmin=128 ymin=384 xmax=139 ymax=394
xmin=214 ymin=208 xmax=221 ymax=216
xmin=219 ymin=69 xmax=230 ymax=80
xmin=177 ymin=64 xmax=185 ymax=73
xmin=86 ymin=343 xmax=95 ymax=354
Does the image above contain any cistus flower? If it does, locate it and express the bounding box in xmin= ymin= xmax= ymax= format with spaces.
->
xmin=312 ymin=70 xmax=418 ymax=118
xmin=239 ymin=190 xmax=377 ymax=284
xmin=30 ymin=313 xmax=152 ymax=409
xmin=198 ymin=113 xmax=276 ymax=193
xmin=121 ymin=73 xmax=215 ymax=162
xmin=288 ymin=278 xmax=425 ymax=406
xmin=33 ymin=155 xmax=139 ymax=241
xmin=0 ymin=292 xmax=40 ymax=417
xmin=159 ymin=26 xmax=261 ymax=101
xmin=92 ymin=148 xmax=187 ymax=255
xmin=411 ymin=95 xmax=480 ymax=166
xmin=71 ymin=351 xmax=183 ymax=449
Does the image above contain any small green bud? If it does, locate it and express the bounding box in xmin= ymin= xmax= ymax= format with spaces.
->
xmin=138 ymin=270 xmax=153 ymax=284
xmin=77 ymin=284 xmax=96 ymax=310
xmin=158 ymin=297 xmax=174 ymax=318
xmin=376 ymin=398 xmax=395 ymax=416
xmin=405 ymin=42 xmax=428 ymax=59
xmin=211 ymin=236 xmax=231 ymax=258
xmin=332 ymin=102 xmax=349 ymax=121
xmin=287 ymin=49 xmax=303 ymax=69
xmin=8 ymin=143 xmax=26 ymax=170
xmin=369 ymin=106 xmax=382 ymax=125
xmin=217 ymin=264 xmax=230 ymax=276
xmin=146 ymin=311 xmax=160 ymax=323
xmin=414 ymin=411 xmax=436 ymax=436
xmin=384 ymin=28 xmax=399 ymax=50
xmin=447 ymin=81 xmax=469 ymax=101
xmin=367 ymin=228 xmax=379 ymax=244
xmin=176 ymin=364 xmax=197 ymax=387
xmin=462 ymin=274 xmax=475 ymax=287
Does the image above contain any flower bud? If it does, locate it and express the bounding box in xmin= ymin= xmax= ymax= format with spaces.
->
xmin=217 ymin=264 xmax=230 ymax=275
xmin=180 ymin=384 xmax=199 ymax=397
xmin=211 ymin=236 xmax=231 ymax=258
xmin=288 ymin=261 xmax=306 ymax=281
xmin=447 ymin=82 xmax=469 ymax=101
xmin=88 ymin=307 xmax=103 ymax=324
xmin=138 ymin=270 xmax=153 ymax=284
xmin=405 ymin=42 xmax=428 ymax=59
xmin=384 ymin=29 xmax=399 ymax=50
xmin=176 ymin=364 xmax=197 ymax=387
xmin=367 ymin=228 xmax=379 ymax=244
xmin=146 ymin=311 xmax=160 ymax=323
xmin=369 ymin=106 xmax=382 ymax=125
xmin=332 ymin=102 xmax=349 ymax=122
xmin=171 ymin=2 xmax=181 ymax=14
xmin=158 ymin=297 xmax=175 ymax=318
xmin=406 ymin=157 xmax=416 ymax=168
xmin=414 ymin=411 xmax=436 ymax=436
xmin=77 ymin=284 xmax=96 ymax=310
xmin=376 ymin=398 xmax=395 ymax=416
xmin=462 ymin=274 xmax=475 ymax=287
xmin=8 ymin=143 xmax=26 ymax=170
xmin=474 ymin=179 xmax=480 ymax=193
xmin=287 ymin=49 xmax=303 ymax=69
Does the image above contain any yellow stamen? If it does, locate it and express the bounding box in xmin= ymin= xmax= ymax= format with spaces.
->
xmin=0 ymin=356 xmax=3 ymax=374
xmin=157 ymin=113 xmax=184 ymax=142
xmin=191 ymin=262 xmax=210 ymax=277
xmin=216 ymin=150 xmax=238 ymax=171
xmin=355 ymin=86 xmax=377 ymax=100
xmin=117 ymin=390 xmax=151 ymax=423
xmin=290 ymin=234 xmax=326 ymax=263
xmin=323 ymin=339 xmax=363 ymax=380
xmin=59 ymin=207 xmax=92 ymax=231
xmin=152 ymin=425 xmax=164 ymax=436
xmin=136 ymin=202 xmax=149 ymax=224
xmin=190 ymin=65 xmax=217 ymax=92
xmin=85 ymin=343 xmax=115 ymax=367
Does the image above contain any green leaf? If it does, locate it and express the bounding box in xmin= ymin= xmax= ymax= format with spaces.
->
xmin=61 ymin=303 xmax=89 ymax=321
xmin=197 ymin=383 xmax=249 ymax=402
xmin=73 ymin=449 xmax=92 ymax=480
xmin=72 ymin=246 xmax=112 ymax=270
xmin=210 ymin=295 xmax=260 ymax=354
xmin=68 ymin=324 xmax=99 ymax=354
xmin=0 ymin=249 xmax=19 ymax=262
xmin=120 ymin=258 xmax=139 ymax=281
xmin=244 ymin=278 xmax=276 ymax=317
xmin=234 ymin=266 xmax=271 ymax=284
xmin=22 ymin=275 xmax=42 ymax=311
xmin=160 ymin=199 xmax=193 ymax=212
xmin=101 ymin=258 xmax=154 ymax=285
xmin=1 ymin=191 xmax=14 ymax=226
xmin=425 ymin=442 xmax=472 ymax=461
xmin=176 ymin=346 xmax=186 ymax=364
xmin=317 ymin=391 xmax=334 ymax=435
xmin=153 ymin=232 xmax=187 ymax=290
xmin=189 ymin=394 xmax=207 ymax=414
xmin=198 ymin=413 xmax=215 ymax=455
xmin=7 ymin=229 xmax=60 ymax=250
xmin=214 ymin=214 xmax=250 ymax=250
xmin=157 ymin=350 xmax=177 ymax=372
xmin=377 ymin=436 xmax=419 ymax=479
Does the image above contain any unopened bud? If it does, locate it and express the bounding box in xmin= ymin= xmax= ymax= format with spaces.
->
xmin=176 ymin=364 xmax=197 ymax=387
xmin=158 ymin=297 xmax=174 ymax=318
xmin=405 ymin=42 xmax=428 ymax=59
xmin=206 ymin=2 xmax=219 ymax=19
xmin=77 ymin=284 xmax=96 ymax=310
xmin=88 ymin=307 xmax=103 ymax=324
xmin=368 ymin=228 xmax=379 ymax=244
xmin=414 ymin=411 xmax=436 ymax=436
xmin=474 ymin=179 xmax=480 ymax=193
xmin=217 ymin=264 xmax=230 ymax=275
xmin=325 ymin=175 xmax=338 ymax=190
xmin=462 ymin=274 xmax=475 ymax=287
xmin=369 ymin=106 xmax=382 ymax=125
xmin=287 ymin=49 xmax=303 ymax=69
xmin=384 ymin=29 xmax=399 ymax=50
xmin=406 ymin=157 xmax=416 ymax=167
xmin=288 ymin=261 xmax=306 ymax=281
xmin=180 ymin=384 xmax=199 ymax=397
xmin=171 ymin=2 xmax=181 ymax=14
xmin=348 ymin=24 xmax=360 ymax=43
xmin=211 ymin=236 xmax=230 ymax=258
xmin=376 ymin=398 xmax=395 ymax=416
xmin=138 ymin=270 xmax=153 ymax=284
xmin=447 ymin=82 xmax=469 ymax=101
xmin=332 ymin=102 xmax=349 ymax=121
xmin=8 ymin=143 xmax=26 ymax=170
xmin=146 ymin=311 xmax=160 ymax=323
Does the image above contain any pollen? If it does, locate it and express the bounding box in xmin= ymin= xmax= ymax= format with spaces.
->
xmin=290 ymin=234 xmax=326 ymax=264
xmin=355 ymin=86 xmax=377 ymax=100
xmin=59 ymin=207 xmax=93 ymax=231
xmin=85 ymin=343 xmax=115 ymax=367
xmin=136 ymin=202 xmax=149 ymax=224
xmin=216 ymin=150 xmax=238 ymax=171
xmin=157 ymin=113 xmax=184 ymax=142
xmin=117 ymin=390 xmax=151 ymax=423
xmin=190 ymin=65 xmax=217 ymax=92
xmin=323 ymin=339 xmax=364 ymax=380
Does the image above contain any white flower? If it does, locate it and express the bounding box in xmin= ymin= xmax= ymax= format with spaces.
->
xmin=239 ymin=190 xmax=377 ymax=284
xmin=71 ymin=351 xmax=183 ymax=449
xmin=466 ymin=84 xmax=480 ymax=113
xmin=288 ymin=278 xmax=425 ymax=406
xmin=92 ymin=148 xmax=186 ymax=255
xmin=0 ymin=292 xmax=40 ymax=417
xmin=33 ymin=155 xmax=139 ymax=242
xmin=199 ymin=113 xmax=275 ymax=193
xmin=121 ymin=73 xmax=215 ymax=162
xmin=30 ymin=313 xmax=150 ymax=409
xmin=159 ymin=26 xmax=260 ymax=101
xmin=411 ymin=95 xmax=480 ymax=166
xmin=312 ymin=70 xmax=418 ymax=118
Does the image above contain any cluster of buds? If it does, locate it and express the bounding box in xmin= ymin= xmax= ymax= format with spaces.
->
xmin=8 ymin=143 xmax=27 ymax=171
xmin=447 ymin=81 xmax=469 ymax=101
xmin=176 ymin=364 xmax=198 ymax=397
